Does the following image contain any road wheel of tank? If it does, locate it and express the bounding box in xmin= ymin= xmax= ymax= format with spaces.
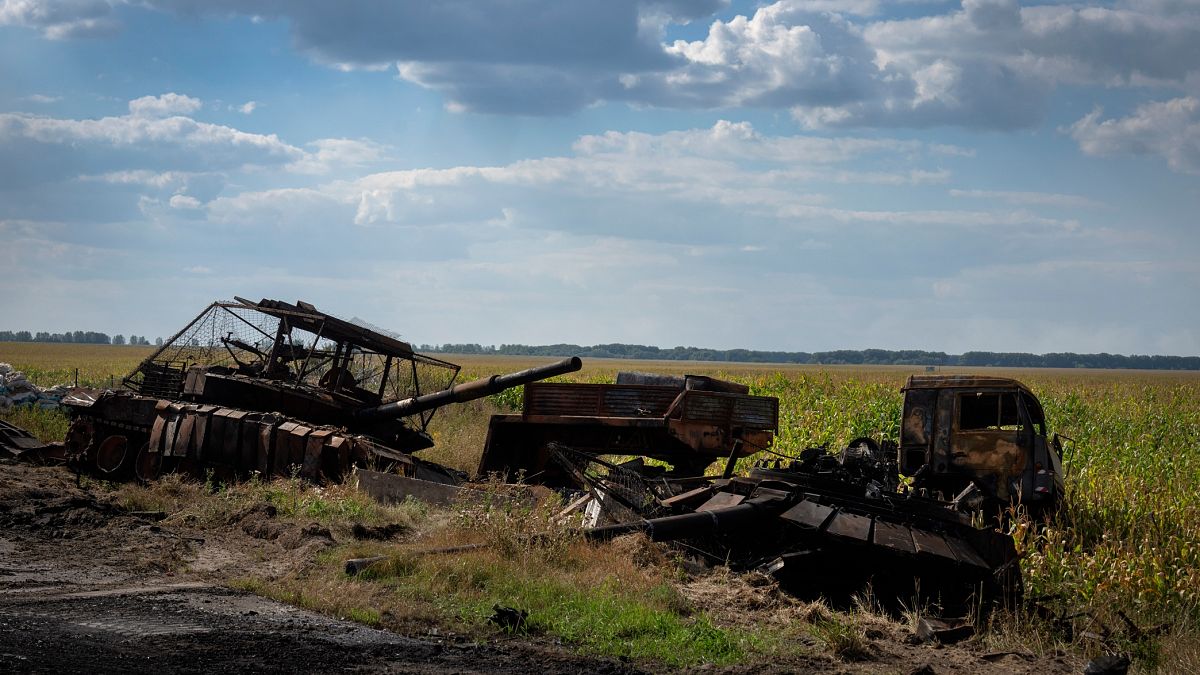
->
xmin=95 ymin=434 xmax=129 ymax=474
xmin=134 ymin=442 xmax=161 ymax=483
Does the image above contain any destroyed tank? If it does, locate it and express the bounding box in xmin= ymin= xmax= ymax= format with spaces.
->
xmin=59 ymin=298 xmax=581 ymax=484
xmin=513 ymin=374 xmax=1066 ymax=609
xmin=579 ymin=440 xmax=1023 ymax=611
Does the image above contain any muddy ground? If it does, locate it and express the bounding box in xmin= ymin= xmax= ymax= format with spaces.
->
xmin=0 ymin=460 xmax=1079 ymax=674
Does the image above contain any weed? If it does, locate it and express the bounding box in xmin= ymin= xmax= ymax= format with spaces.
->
xmin=810 ymin=615 xmax=872 ymax=661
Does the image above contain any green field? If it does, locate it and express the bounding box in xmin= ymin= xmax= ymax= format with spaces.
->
xmin=3 ymin=343 xmax=1198 ymax=668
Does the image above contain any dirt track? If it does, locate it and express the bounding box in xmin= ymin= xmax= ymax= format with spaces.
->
xmin=0 ymin=460 xmax=640 ymax=674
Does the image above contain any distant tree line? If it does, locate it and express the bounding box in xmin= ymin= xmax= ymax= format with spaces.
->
xmin=0 ymin=331 xmax=161 ymax=346
xmin=418 ymin=343 xmax=1200 ymax=371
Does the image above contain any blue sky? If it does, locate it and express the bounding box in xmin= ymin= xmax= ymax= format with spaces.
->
xmin=1 ymin=0 xmax=1197 ymax=355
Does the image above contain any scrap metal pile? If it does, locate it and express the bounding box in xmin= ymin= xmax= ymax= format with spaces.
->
xmin=479 ymin=372 xmax=1063 ymax=609
xmin=0 ymin=296 xmax=1065 ymax=609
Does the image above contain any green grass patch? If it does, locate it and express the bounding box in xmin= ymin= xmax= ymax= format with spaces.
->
xmin=350 ymin=549 xmax=761 ymax=666
xmin=0 ymin=406 xmax=70 ymax=443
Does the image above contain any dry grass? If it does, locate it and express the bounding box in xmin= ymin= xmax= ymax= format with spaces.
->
xmin=233 ymin=486 xmax=783 ymax=666
xmin=0 ymin=342 xmax=154 ymax=388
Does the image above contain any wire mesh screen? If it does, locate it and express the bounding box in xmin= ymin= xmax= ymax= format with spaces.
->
xmin=124 ymin=301 xmax=459 ymax=415
xmin=548 ymin=442 xmax=667 ymax=522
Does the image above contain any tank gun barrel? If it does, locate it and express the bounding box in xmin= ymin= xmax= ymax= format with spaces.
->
xmin=356 ymin=356 xmax=582 ymax=420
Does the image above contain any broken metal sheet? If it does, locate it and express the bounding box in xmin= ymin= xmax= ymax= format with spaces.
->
xmin=942 ymin=534 xmax=991 ymax=569
xmin=697 ymin=492 xmax=745 ymax=512
xmin=871 ymin=520 xmax=916 ymax=555
xmin=911 ymin=530 xmax=960 ymax=563
xmin=164 ymin=411 xmax=184 ymax=458
xmin=779 ymin=499 xmax=834 ymax=530
xmin=824 ymin=509 xmax=872 ymax=544
xmin=149 ymin=413 xmax=167 ymax=454
xmin=304 ymin=429 xmax=333 ymax=478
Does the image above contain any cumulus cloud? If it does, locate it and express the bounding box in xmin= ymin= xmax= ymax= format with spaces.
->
xmin=8 ymin=1 xmax=1200 ymax=127
xmin=287 ymin=137 xmax=390 ymax=174
xmin=128 ymin=92 xmax=203 ymax=117
xmin=0 ymin=93 xmax=403 ymax=181
xmin=0 ymin=106 xmax=303 ymax=166
xmin=622 ymin=5 xmax=876 ymax=109
xmin=168 ymin=194 xmax=201 ymax=209
xmin=0 ymin=0 xmax=120 ymax=38
xmin=1067 ymin=98 xmax=1200 ymax=174
xmin=137 ymin=0 xmax=727 ymax=114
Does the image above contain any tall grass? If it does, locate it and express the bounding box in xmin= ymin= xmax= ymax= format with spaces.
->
xmin=0 ymin=342 xmax=153 ymax=388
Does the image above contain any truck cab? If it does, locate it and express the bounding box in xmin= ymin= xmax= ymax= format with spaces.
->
xmin=898 ymin=375 xmax=1063 ymax=517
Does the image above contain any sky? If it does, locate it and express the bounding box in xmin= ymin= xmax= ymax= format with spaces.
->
xmin=0 ymin=0 xmax=1197 ymax=355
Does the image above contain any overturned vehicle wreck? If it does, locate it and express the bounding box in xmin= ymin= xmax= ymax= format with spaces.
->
xmin=41 ymin=298 xmax=581 ymax=483
xmin=484 ymin=373 xmax=1064 ymax=609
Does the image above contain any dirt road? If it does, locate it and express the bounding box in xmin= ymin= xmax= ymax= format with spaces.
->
xmin=0 ymin=460 xmax=639 ymax=674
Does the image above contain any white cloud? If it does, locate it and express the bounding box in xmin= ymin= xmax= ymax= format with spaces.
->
xmin=23 ymin=93 xmax=61 ymax=103
xmin=949 ymin=189 xmax=1104 ymax=209
xmin=128 ymin=92 xmax=202 ymax=117
xmin=237 ymin=101 xmax=257 ymax=115
xmin=168 ymin=194 xmax=201 ymax=209
xmin=9 ymin=1 xmax=1200 ymax=129
xmin=572 ymin=120 xmax=957 ymax=163
xmin=0 ymin=108 xmax=301 ymax=161
xmin=78 ymin=169 xmax=195 ymax=188
xmin=0 ymin=0 xmax=120 ymax=38
xmin=287 ymin=137 xmax=389 ymax=174
xmin=205 ymin=121 xmax=1088 ymax=246
xmin=1067 ymin=98 xmax=1200 ymax=174
xmin=624 ymin=4 xmax=876 ymax=109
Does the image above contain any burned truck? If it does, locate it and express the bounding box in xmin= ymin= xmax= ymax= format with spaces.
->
xmin=898 ymin=375 xmax=1064 ymax=520
xmin=57 ymin=297 xmax=580 ymax=484
xmin=484 ymin=373 xmax=1063 ymax=607
xmin=478 ymin=371 xmax=779 ymax=485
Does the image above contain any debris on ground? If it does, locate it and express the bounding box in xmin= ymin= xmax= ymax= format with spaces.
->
xmin=0 ymin=362 xmax=69 ymax=412
xmin=914 ymin=617 xmax=974 ymax=645
xmin=488 ymin=605 xmax=530 ymax=633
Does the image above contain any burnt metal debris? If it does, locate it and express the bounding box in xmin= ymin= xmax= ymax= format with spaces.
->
xmin=898 ymin=375 xmax=1064 ymax=520
xmin=0 ymin=418 xmax=55 ymax=458
xmin=478 ymin=371 xmax=779 ymax=484
xmin=481 ymin=373 xmax=1064 ymax=609
xmin=1 ymin=314 xmax=1067 ymax=609
xmin=16 ymin=297 xmax=580 ymax=483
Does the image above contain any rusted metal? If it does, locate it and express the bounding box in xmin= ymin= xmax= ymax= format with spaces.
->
xmin=55 ymin=297 xmax=581 ymax=484
xmin=899 ymin=374 xmax=1063 ymax=516
xmin=0 ymin=418 xmax=57 ymax=458
xmin=547 ymin=374 xmax=1061 ymax=609
xmin=477 ymin=372 xmax=779 ymax=484
xmin=576 ymin=438 xmax=1022 ymax=611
